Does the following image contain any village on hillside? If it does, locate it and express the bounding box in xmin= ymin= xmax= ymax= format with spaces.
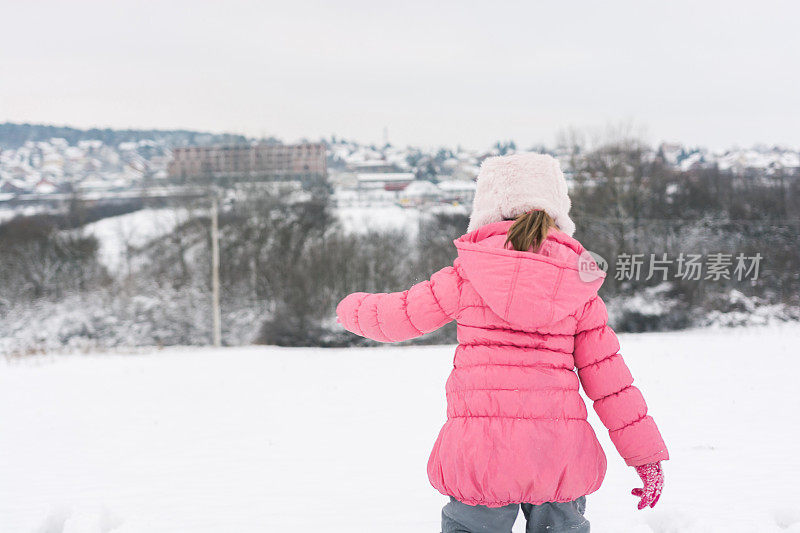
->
xmin=1 ymin=124 xmax=799 ymax=224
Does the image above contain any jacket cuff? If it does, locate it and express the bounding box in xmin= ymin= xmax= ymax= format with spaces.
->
xmin=625 ymin=448 xmax=670 ymax=467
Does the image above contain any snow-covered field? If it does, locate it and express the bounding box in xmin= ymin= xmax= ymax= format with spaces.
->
xmin=83 ymin=208 xmax=190 ymax=272
xmin=2 ymin=325 xmax=800 ymax=533
xmin=335 ymin=203 xmax=468 ymax=237
xmin=80 ymin=201 xmax=460 ymax=272
xmin=336 ymin=203 xmax=424 ymax=236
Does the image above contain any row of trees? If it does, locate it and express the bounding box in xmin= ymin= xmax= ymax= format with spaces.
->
xmin=1 ymin=135 xmax=798 ymax=353
xmin=564 ymin=133 xmax=799 ymax=329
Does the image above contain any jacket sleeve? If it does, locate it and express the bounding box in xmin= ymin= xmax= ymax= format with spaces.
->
xmin=336 ymin=265 xmax=460 ymax=343
xmin=573 ymin=295 xmax=669 ymax=466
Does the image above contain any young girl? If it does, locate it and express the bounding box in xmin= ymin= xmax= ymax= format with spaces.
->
xmin=336 ymin=153 xmax=668 ymax=532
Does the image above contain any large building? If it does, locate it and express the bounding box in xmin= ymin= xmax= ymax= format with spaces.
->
xmin=168 ymin=143 xmax=327 ymax=184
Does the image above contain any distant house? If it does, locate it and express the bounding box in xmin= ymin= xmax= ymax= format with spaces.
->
xmin=399 ymin=180 xmax=441 ymax=205
xmin=34 ymin=178 xmax=58 ymax=195
xmin=437 ymin=180 xmax=476 ymax=205
xmin=356 ymin=172 xmax=415 ymax=191
xmin=76 ymin=175 xmax=113 ymax=192
xmin=350 ymin=161 xmax=402 ymax=174
xmin=0 ymin=178 xmax=27 ymax=194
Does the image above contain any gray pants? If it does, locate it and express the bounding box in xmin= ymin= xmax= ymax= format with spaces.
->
xmin=441 ymin=496 xmax=589 ymax=533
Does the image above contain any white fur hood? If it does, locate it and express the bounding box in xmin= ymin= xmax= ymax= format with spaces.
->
xmin=467 ymin=152 xmax=576 ymax=236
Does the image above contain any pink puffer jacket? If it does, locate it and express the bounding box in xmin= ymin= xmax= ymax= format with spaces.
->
xmin=336 ymin=221 xmax=669 ymax=506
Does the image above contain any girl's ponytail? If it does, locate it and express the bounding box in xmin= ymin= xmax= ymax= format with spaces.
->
xmin=505 ymin=210 xmax=557 ymax=252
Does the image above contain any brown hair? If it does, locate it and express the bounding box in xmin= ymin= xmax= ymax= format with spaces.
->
xmin=505 ymin=210 xmax=557 ymax=252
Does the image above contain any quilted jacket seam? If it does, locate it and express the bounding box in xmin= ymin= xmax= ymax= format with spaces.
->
xmin=625 ymin=447 xmax=669 ymax=465
xmin=352 ymin=294 xmax=368 ymax=336
xmin=402 ymin=291 xmax=424 ymax=336
xmin=451 ymin=265 xmax=465 ymax=319
xmin=576 ymin=351 xmax=620 ymax=371
xmin=449 ymin=415 xmax=586 ymax=421
xmin=575 ymin=295 xmax=601 ymax=334
xmin=448 ymin=386 xmax=578 ymax=393
xmin=373 ymin=295 xmax=393 ymax=342
xmin=428 ymin=279 xmax=451 ymax=319
xmin=454 ymin=363 xmax=572 ymax=370
xmin=576 ymin=323 xmax=606 ymax=335
xmin=611 ymin=413 xmax=649 ymax=432
xmin=459 ymin=342 xmax=573 ymax=354
xmin=595 ymin=384 xmax=633 ymax=402
xmin=458 ymin=323 xmax=573 ymax=337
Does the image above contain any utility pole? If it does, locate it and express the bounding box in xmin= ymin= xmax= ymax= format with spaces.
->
xmin=211 ymin=195 xmax=222 ymax=347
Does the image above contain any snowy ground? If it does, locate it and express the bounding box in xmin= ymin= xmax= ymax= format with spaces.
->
xmin=80 ymin=202 xmax=462 ymax=273
xmin=83 ymin=208 xmax=190 ymax=273
xmin=2 ymin=325 xmax=800 ymax=533
xmin=336 ymin=203 xmax=424 ymax=236
xmin=335 ymin=203 xmax=467 ymax=238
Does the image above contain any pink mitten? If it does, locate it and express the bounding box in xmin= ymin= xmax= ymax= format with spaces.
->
xmin=631 ymin=462 xmax=664 ymax=509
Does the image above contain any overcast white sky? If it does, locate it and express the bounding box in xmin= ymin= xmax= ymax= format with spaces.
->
xmin=1 ymin=0 xmax=798 ymax=149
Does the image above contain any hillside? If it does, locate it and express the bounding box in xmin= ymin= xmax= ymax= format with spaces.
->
xmin=0 ymin=122 xmax=248 ymax=150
